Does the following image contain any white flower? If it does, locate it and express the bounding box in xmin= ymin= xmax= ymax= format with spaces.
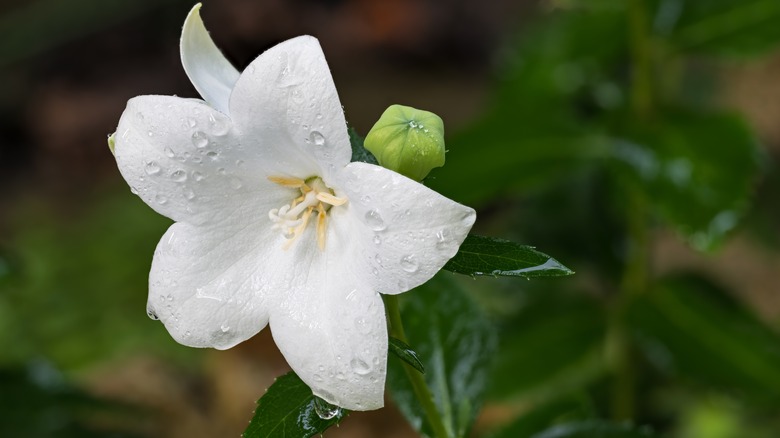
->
xmin=112 ymin=3 xmax=475 ymax=410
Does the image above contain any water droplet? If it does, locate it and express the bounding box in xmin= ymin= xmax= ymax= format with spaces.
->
xmin=191 ymin=131 xmax=209 ymax=148
xmin=170 ymin=170 xmax=187 ymax=182
xmin=186 ymin=117 xmax=197 ymax=128
xmin=220 ymin=324 xmax=230 ymax=333
xmin=206 ymin=151 xmax=218 ymax=160
xmin=350 ymin=358 xmax=371 ymax=375
xmin=229 ymin=177 xmax=243 ymax=189
xmin=364 ymin=209 xmax=386 ymax=231
xmin=313 ymin=397 xmax=341 ymax=420
xmin=147 ymin=130 xmax=154 ymax=137
xmin=193 ymin=171 xmax=205 ymax=182
xmin=217 ymin=167 xmax=226 ymax=175
xmin=336 ymin=372 xmax=345 ymax=380
xmin=400 ymin=255 xmax=419 ymax=273
xmin=354 ymin=317 xmax=372 ymax=334
xmin=146 ymin=308 xmax=158 ymax=320
xmin=208 ymin=113 xmax=230 ymax=136
xmin=184 ymin=330 xmax=191 ymax=338
xmin=309 ymin=131 xmax=325 ymax=146
xmin=373 ymin=235 xmax=381 ymax=245
xmin=155 ymin=194 xmax=168 ymax=205
xmin=435 ymin=229 xmax=456 ymax=252
xmin=360 ymin=195 xmax=371 ymax=204
xmin=313 ymin=374 xmax=323 ymax=382
xmin=164 ymin=147 xmax=175 ymax=158
xmin=136 ymin=112 xmax=145 ymax=121
xmin=144 ymin=161 xmax=161 ymax=175
xmin=236 ymin=159 xmax=245 ymax=168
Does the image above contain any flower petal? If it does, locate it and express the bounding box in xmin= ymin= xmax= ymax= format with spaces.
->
xmin=181 ymin=3 xmax=240 ymax=115
xmin=229 ymin=36 xmax=351 ymax=180
xmin=149 ymin=218 xmax=278 ymax=350
xmin=114 ymin=95 xmax=285 ymax=225
xmin=269 ymin=259 xmax=387 ymax=411
xmin=333 ymin=162 xmax=476 ymax=294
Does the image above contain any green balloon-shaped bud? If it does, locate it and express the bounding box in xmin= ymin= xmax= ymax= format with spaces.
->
xmin=364 ymin=104 xmax=445 ymax=181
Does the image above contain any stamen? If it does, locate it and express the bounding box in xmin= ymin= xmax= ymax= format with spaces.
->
xmin=316 ymin=203 xmax=327 ymax=250
xmin=268 ymin=175 xmax=346 ymax=251
xmin=268 ymin=175 xmax=306 ymax=188
xmin=316 ymin=192 xmax=348 ymax=206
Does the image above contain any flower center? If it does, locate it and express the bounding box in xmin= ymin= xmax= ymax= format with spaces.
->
xmin=268 ymin=176 xmax=347 ymax=250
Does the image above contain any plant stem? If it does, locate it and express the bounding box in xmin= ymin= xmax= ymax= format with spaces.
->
xmin=607 ymin=0 xmax=653 ymax=421
xmin=629 ymin=0 xmax=653 ymax=121
xmin=385 ymin=295 xmax=451 ymax=438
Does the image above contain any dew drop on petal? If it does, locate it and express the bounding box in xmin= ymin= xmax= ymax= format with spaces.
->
xmin=313 ymin=397 xmax=341 ymax=420
xmin=229 ymin=177 xmax=243 ymax=189
xmin=206 ymin=151 xmax=218 ymax=160
xmin=354 ymin=317 xmax=372 ymax=334
xmin=191 ymin=131 xmax=209 ymax=148
xmin=373 ymin=235 xmax=381 ymax=245
xmin=350 ymin=358 xmax=371 ymax=375
xmin=364 ymin=209 xmax=386 ymax=231
xmin=309 ymin=131 xmax=326 ymax=146
xmin=186 ymin=117 xmax=197 ymax=128
xmin=155 ymin=194 xmax=168 ymax=205
xmin=170 ymin=170 xmax=187 ymax=182
xmin=164 ymin=147 xmax=175 ymax=158
xmin=313 ymin=374 xmax=324 ymax=382
xmin=193 ymin=171 xmax=205 ymax=182
xmin=220 ymin=324 xmax=230 ymax=333
xmin=208 ymin=113 xmax=230 ymax=136
xmin=183 ymin=188 xmax=196 ymax=200
xmin=146 ymin=308 xmax=158 ymax=320
xmin=144 ymin=161 xmax=161 ymax=175
xmin=400 ymin=255 xmax=419 ymax=273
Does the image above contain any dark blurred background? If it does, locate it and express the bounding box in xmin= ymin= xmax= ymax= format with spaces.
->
xmin=2 ymin=0 xmax=780 ymax=437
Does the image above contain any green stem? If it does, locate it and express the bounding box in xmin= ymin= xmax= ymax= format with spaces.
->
xmin=385 ymin=295 xmax=451 ymax=438
xmin=607 ymin=0 xmax=653 ymax=421
xmin=629 ymin=0 xmax=653 ymax=121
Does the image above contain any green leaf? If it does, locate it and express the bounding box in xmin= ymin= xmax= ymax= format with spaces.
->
xmin=489 ymin=397 xmax=593 ymax=438
xmin=530 ymin=420 xmax=655 ymax=438
xmin=629 ymin=275 xmax=780 ymax=402
xmin=443 ymin=235 xmax=574 ymax=278
xmin=348 ymin=127 xmax=378 ymax=165
xmin=612 ymin=110 xmax=760 ymax=251
xmin=243 ymin=371 xmax=347 ymax=438
xmin=387 ymin=273 xmax=497 ymax=438
xmin=389 ymin=337 xmax=425 ymax=374
xmin=489 ymin=291 xmax=607 ymax=401
xmin=662 ymin=0 xmax=780 ymax=56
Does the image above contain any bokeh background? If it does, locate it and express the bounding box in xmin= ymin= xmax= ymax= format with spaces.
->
xmin=2 ymin=0 xmax=780 ymax=437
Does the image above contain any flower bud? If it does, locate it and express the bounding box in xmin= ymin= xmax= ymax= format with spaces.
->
xmin=364 ymin=104 xmax=445 ymax=181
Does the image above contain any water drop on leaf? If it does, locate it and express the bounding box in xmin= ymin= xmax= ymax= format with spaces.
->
xmin=313 ymin=396 xmax=341 ymax=420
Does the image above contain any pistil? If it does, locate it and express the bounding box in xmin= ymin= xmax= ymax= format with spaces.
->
xmin=268 ymin=176 xmax=347 ymax=250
